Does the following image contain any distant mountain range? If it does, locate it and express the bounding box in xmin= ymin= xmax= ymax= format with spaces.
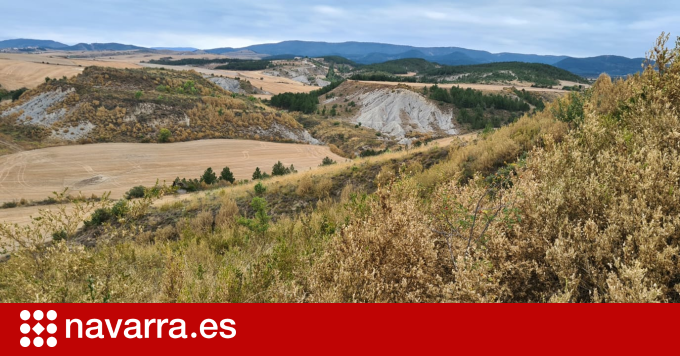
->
xmin=0 ymin=38 xmax=647 ymax=78
xmin=205 ymin=40 xmax=569 ymax=65
xmin=552 ymin=55 xmax=647 ymax=78
xmin=60 ymin=43 xmax=145 ymax=51
xmin=205 ymin=40 xmax=646 ymax=77
xmin=0 ymin=39 xmax=144 ymax=51
xmin=151 ymin=47 xmax=199 ymax=51
xmin=0 ymin=38 xmax=68 ymax=49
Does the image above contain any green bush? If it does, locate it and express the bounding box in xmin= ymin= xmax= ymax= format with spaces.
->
xmin=254 ymin=182 xmax=267 ymax=196
xmin=125 ymin=186 xmax=146 ymax=199
xmin=52 ymin=230 xmax=67 ymax=242
xmin=272 ymin=161 xmax=296 ymax=176
xmin=158 ymin=128 xmax=172 ymax=143
xmin=111 ymin=200 xmax=129 ymax=218
xmin=237 ymin=197 xmax=270 ymax=235
xmin=321 ymin=156 xmax=337 ymax=166
xmin=85 ymin=208 xmax=113 ymax=227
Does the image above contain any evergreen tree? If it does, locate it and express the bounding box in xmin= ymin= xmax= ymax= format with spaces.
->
xmin=220 ymin=166 xmax=235 ymax=184
xmin=252 ymin=167 xmax=263 ymax=180
xmin=272 ymin=161 xmax=288 ymax=176
xmin=200 ymin=167 xmax=218 ymax=185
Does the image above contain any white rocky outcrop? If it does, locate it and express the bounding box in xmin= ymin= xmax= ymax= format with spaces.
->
xmin=1 ymin=87 xmax=74 ymax=126
xmin=351 ymin=88 xmax=457 ymax=142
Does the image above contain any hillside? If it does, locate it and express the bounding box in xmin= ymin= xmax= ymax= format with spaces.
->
xmin=352 ymin=60 xmax=587 ymax=87
xmin=0 ymin=66 xmax=318 ymax=147
xmin=0 ymin=39 xmax=68 ymax=49
xmin=554 ymin=55 xmax=647 ymax=78
xmin=61 ymin=43 xmax=146 ymax=51
xmin=424 ymin=62 xmax=588 ymax=86
xmin=359 ymin=58 xmax=438 ymax=74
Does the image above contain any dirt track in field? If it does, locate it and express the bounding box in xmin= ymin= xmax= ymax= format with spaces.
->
xmin=0 ymin=139 xmax=343 ymax=207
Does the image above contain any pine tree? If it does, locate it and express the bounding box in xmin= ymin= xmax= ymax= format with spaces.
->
xmin=252 ymin=167 xmax=263 ymax=180
xmin=220 ymin=166 xmax=235 ymax=184
xmin=272 ymin=161 xmax=288 ymax=176
xmin=200 ymin=167 xmax=218 ymax=185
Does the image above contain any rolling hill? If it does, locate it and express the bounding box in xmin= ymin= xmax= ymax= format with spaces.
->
xmin=352 ymin=59 xmax=587 ymax=86
xmin=553 ymin=55 xmax=647 ymax=78
xmin=0 ymin=66 xmax=318 ymax=147
xmin=0 ymin=39 xmax=68 ymax=49
xmin=60 ymin=43 xmax=146 ymax=51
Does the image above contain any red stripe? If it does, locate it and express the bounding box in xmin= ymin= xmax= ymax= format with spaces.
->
xmin=1 ymin=304 xmax=675 ymax=355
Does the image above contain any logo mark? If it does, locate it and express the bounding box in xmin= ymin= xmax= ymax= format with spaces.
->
xmin=20 ymin=310 xmax=57 ymax=347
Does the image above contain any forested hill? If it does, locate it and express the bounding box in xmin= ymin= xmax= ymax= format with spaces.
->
xmin=352 ymin=60 xmax=588 ymax=87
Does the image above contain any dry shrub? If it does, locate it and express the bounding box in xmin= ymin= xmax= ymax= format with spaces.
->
xmin=295 ymin=175 xmax=314 ymax=196
xmin=309 ymin=180 xmax=448 ymax=302
xmin=215 ymin=196 xmax=239 ymax=227
xmin=154 ymin=225 xmax=177 ymax=243
xmin=190 ymin=211 xmax=214 ymax=235
xmin=404 ymin=160 xmax=423 ymax=175
xmin=339 ymin=183 xmax=355 ymax=203
xmin=374 ymin=165 xmax=396 ymax=187
xmin=328 ymin=143 xmax=346 ymax=158
xmin=312 ymin=177 xmax=333 ymax=199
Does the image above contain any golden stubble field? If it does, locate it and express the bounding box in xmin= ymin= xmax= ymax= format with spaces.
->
xmin=0 ymin=53 xmax=141 ymax=90
xmin=0 ymin=139 xmax=343 ymax=206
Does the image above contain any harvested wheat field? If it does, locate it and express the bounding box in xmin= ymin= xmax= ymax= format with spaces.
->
xmin=0 ymin=53 xmax=143 ymax=90
xmin=70 ymin=59 xmax=141 ymax=69
xmin=0 ymin=59 xmax=83 ymax=90
xmin=0 ymin=139 xmax=342 ymax=206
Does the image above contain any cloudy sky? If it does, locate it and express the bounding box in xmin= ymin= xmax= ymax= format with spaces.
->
xmin=2 ymin=0 xmax=678 ymax=57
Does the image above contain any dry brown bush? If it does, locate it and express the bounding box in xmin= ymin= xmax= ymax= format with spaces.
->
xmin=312 ymin=177 xmax=333 ymax=199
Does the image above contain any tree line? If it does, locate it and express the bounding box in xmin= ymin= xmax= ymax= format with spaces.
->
xmin=269 ymin=80 xmax=345 ymax=114
xmin=425 ymin=85 xmax=530 ymax=112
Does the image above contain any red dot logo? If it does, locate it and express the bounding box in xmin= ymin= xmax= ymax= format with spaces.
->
xmin=20 ymin=310 xmax=57 ymax=348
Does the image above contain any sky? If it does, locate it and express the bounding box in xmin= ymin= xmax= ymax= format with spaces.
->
xmin=2 ymin=0 xmax=679 ymax=58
